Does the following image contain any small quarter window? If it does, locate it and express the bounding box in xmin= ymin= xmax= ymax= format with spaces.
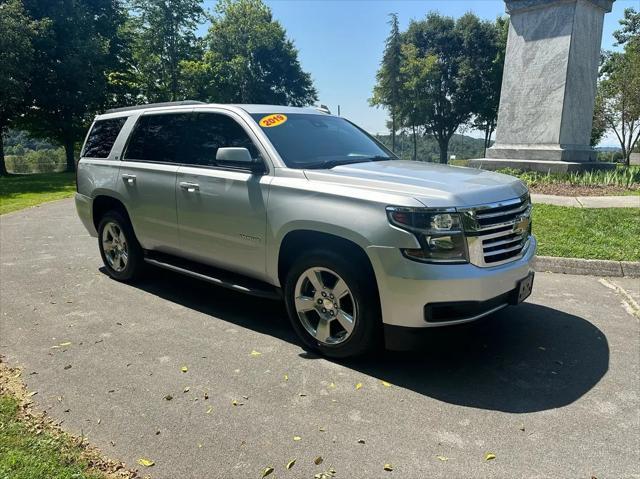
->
xmin=82 ymin=117 xmax=127 ymax=158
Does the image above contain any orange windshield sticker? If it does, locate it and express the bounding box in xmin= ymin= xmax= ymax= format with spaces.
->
xmin=259 ymin=114 xmax=287 ymax=128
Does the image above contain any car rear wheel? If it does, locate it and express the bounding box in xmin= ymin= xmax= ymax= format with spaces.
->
xmin=284 ymin=250 xmax=381 ymax=358
xmin=98 ymin=210 xmax=145 ymax=282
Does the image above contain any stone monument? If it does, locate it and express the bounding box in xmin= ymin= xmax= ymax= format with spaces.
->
xmin=470 ymin=0 xmax=615 ymax=172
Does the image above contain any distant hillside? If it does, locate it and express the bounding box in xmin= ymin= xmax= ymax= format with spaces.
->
xmin=374 ymin=132 xmax=487 ymax=162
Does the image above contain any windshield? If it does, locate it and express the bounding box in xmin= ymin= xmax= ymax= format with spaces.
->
xmin=251 ymin=113 xmax=395 ymax=169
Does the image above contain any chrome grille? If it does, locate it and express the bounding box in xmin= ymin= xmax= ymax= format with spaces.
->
xmin=461 ymin=194 xmax=532 ymax=267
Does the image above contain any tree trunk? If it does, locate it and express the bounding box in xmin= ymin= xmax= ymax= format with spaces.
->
xmin=483 ymin=127 xmax=490 ymax=158
xmin=0 ymin=131 xmax=8 ymax=177
xmin=391 ymin=114 xmax=396 ymax=152
xmin=438 ymin=138 xmax=449 ymax=164
xmin=64 ymin=138 xmax=76 ymax=173
xmin=412 ymin=124 xmax=417 ymax=161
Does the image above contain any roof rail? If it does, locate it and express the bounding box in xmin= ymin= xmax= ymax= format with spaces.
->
xmin=105 ymin=100 xmax=205 ymax=114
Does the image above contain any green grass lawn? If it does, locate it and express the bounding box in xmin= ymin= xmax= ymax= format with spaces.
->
xmin=0 ymin=172 xmax=76 ymax=215
xmin=0 ymin=395 xmax=105 ymax=479
xmin=533 ymin=204 xmax=640 ymax=261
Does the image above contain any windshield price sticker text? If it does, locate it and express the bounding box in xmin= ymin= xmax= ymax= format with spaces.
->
xmin=259 ymin=114 xmax=287 ymax=128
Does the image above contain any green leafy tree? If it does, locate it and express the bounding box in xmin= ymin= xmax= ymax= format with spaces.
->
xmin=401 ymin=13 xmax=481 ymax=164
xmin=198 ymin=0 xmax=317 ymax=106
xmin=613 ymin=7 xmax=639 ymax=47
xmin=0 ymin=0 xmax=38 ymax=176
xmin=471 ymin=17 xmax=508 ymax=157
xmin=128 ymin=0 xmax=205 ymax=102
xmin=371 ymin=13 xmax=402 ymax=152
xmin=20 ymin=0 xmax=128 ymax=172
xmin=596 ymin=8 xmax=640 ymax=165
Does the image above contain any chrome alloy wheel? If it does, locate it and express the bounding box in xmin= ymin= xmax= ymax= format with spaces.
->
xmin=102 ymin=221 xmax=128 ymax=272
xmin=294 ymin=267 xmax=357 ymax=345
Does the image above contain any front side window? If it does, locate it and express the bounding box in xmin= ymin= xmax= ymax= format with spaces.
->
xmin=124 ymin=113 xmax=191 ymax=163
xmin=82 ymin=117 xmax=127 ymax=158
xmin=188 ymin=113 xmax=260 ymax=167
xmin=251 ymin=113 xmax=394 ymax=169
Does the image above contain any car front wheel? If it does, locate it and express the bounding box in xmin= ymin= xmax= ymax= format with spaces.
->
xmin=284 ymin=250 xmax=381 ymax=358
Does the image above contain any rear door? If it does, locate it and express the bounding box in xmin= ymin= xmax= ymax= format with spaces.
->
xmin=117 ymin=112 xmax=191 ymax=252
xmin=175 ymin=111 xmax=272 ymax=280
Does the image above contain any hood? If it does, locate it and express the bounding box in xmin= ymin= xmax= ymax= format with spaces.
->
xmin=303 ymin=160 xmax=528 ymax=208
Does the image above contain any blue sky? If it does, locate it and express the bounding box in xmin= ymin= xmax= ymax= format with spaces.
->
xmin=201 ymin=0 xmax=637 ymax=145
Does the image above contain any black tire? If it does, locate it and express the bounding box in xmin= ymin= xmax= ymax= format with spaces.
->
xmin=98 ymin=210 xmax=145 ymax=282
xmin=284 ymin=249 xmax=382 ymax=358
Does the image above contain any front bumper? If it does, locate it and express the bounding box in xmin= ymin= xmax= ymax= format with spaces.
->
xmin=366 ymin=235 xmax=537 ymax=330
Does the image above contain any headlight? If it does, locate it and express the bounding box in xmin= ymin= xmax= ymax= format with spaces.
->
xmin=386 ymin=206 xmax=468 ymax=263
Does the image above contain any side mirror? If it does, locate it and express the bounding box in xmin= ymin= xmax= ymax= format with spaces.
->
xmin=216 ymin=147 xmax=265 ymax=174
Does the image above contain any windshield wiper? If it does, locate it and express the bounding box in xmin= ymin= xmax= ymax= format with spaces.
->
xmin=302 ymin=156 xmax=391 ymax=170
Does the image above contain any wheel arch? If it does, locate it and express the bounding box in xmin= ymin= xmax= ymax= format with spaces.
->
xmin=92 ymin=195 xmax=132 ymax=232
xmin=277 ymin=229 xmax=377 ymax=291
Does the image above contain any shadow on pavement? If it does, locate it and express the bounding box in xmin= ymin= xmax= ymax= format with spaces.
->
xmin=121 ymin=267 xmax=609 ymax=414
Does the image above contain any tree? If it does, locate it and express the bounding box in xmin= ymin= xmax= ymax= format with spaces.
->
xmin=596 ymin=8 xmax=640 ymax=165
xmin=598 ymin=46 xmax=640 ymax=165
xmin=128 ymin=0 xmax=205 ymax=102
xmin=198 ymin=0 xmax=317 ymax=106
xmin=471 ymin=17 xmax=508 ymax=157
xmin=401 ymin=13 xmax=481 ymax=164
xmin=371 ymin=13 xmax=402 ymax=152
xmin=20 ymin=0 xmax=128 ymax=172
xmin=0 ymin=0 xmax=37 ymax=176
xmin=613 ymin=7 xmax=639 ymax=47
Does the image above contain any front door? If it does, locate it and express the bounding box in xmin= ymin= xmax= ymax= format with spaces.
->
xmin=176 ymin=111 xmax=272 ymax=280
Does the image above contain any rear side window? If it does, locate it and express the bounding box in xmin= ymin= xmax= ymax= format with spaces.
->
xmin=124 ymin=113 xmax=191 ymax=163
xmin=82 ymin=117 xmax=127 ymax=158
xmin=188 ymin=113 xmax=260 ymax=167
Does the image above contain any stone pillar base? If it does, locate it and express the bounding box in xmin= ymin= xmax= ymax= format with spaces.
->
xmin=485 ymin=144 xmax=597 ymax=162
xmin=468 ymin=158 xmax=615 ymax=173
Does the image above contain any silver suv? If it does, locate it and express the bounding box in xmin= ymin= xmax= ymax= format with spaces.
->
xmin=76 ymin=101 xmax=536 ymax=358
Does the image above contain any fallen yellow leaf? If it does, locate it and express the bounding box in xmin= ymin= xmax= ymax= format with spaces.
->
xmin=261 ymin=466 xmax=274 ymax=477
xmin=328 ymin=382 xmax=336 ymax=389
xmin=314 ymin=456 xmax=323 ymax=465
xmin=183 ymin=387 xmax=190 ymax=393
xmin=381 ymin=380 xmax=392 ymax=388
xmin=383 ymin=463 xmax=393 ymax=471
xmin=138 ymin=458 xmax=155 ymax=467
xmin=436 ymin=455 xmax=448 ymax=461
xmin=206 ymin=406 xmax=213 ymax=414
xmin=293 ymin=436 xmax=302 ymax=441
xmin=284 ymin=374 xmax=289 ymax=381
xmin=180 ymin=366 xmax=188 ymax=373
xmin=485 ymin=453 xmax=496 ymax=461
xmin=27 ymin=391 xmax=38 ymax=397
xmin=250 ymin=350 xmax=262 ymax=357
xmin=59 ymin=342 xmax=72 ymax=347
xmin=355 ymin=383 xmax=362 ymax=390
xmin=286 ymin=459 xmax=296 ymax=469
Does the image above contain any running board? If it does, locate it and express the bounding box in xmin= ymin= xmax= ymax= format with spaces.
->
xmin=144 ymin=254 xmax=281 ymax=300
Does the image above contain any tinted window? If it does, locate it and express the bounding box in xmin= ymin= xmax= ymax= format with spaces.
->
xmin=124 ymin=113 xmax=190 ymax=163
xmin=188 ymin=113 xmax=259 ymax=167
xmin=82 ymin=117 xmax=127 ymax=158
xmin=251 ymin=113 xmax=393 ymax=169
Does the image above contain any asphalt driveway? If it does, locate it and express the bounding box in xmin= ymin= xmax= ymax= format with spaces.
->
xmin=1 ymin=199 xmax=638 ymax=478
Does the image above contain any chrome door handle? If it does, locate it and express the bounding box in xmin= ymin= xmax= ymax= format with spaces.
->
xmin=122 ymin=174 xmax=136 ymax=184
xmin=179 ymin=182 xmax=200 ymax=192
